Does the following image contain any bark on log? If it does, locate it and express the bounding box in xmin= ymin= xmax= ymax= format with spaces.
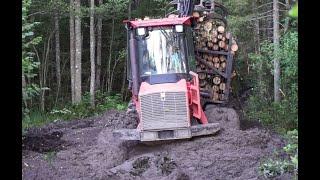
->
xmin=219 ymin=93 xmax=225 ymax=100
xmin=199 ymin=73 xmax=206 ymax=80
xmin=219 ymin=83 xmax=226 ymax=91
xmin=207 ymin=61 xmax=213 ymax=67
xmin=192 ymin=13 xmax=239 ymax=103
xmin=213 ymin=92 xmax=219 ymax=101
xmin=200 ymin=80 xmax=207 ymax=87
xmin=219 ymin=55 xmax=226 ymax=62
xmin=212 ymin=85 xmax=219 ymax=92
xmin=226 ymin=32 xmax=231 ymax=39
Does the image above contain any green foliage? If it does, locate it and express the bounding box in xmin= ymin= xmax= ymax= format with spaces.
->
xmin=95 ymin=92 xmax=127 ymax=112
xmin=50 ymin=91 xmax=127 ymax=120
xmin=259 ymin=129 xmax=298 ymax=178
xmin=22 ymin=92 xmax=128 ymax=131
xmin=245 ymin=31 xmax=298 ymax=132
xmin=22 ymin=0 xmax=44 ymax=119
xmin=132 ymin=0 xmax=168 ymax=18
xmin=289 ymin=3 xmax=298 ymax=18
xmin=22 ymin=109 xmax=53 ymax=130
xmin=96 ymin=0 xmax=129 ymax=18
xmin=259 ymin=159 xmax=292 ymax=178
xmin=44 ymin=151 xmax=57 ymax=165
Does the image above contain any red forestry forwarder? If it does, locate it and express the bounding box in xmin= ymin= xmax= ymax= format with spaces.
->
xmin=113 ymin=0 xmax=240 ymax=141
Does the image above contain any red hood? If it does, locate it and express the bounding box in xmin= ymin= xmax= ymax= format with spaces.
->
xmin=124 ymin=17 xmax=192 ymax=28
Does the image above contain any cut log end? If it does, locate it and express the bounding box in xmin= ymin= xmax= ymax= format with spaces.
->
xmin=213 ymin=76 xmax=221 ymax=85
xmin=231 ymin=44 xmax=238 ymax=52
xmin=193 ymin=11 xmax=200 ymax=18
xmin=217 ymin=26 xmax=225 ymax=34
xmin=218 ymin=41 xmax=226 ymax=48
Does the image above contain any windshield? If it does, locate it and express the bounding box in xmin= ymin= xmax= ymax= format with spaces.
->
xmin=137 ymin=28 xmax=187 ymax=76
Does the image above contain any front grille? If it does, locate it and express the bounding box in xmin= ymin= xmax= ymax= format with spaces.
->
xmin=140 ymin=91 xmax=189 ymax=130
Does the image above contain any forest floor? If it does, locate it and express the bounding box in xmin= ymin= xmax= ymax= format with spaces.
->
xmin=22 ymin=106 xmax=294 ymax=180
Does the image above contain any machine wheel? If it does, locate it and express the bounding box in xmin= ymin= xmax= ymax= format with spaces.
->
xmin=204 ymin=104 xmax=240 ymax=130
xmin=126 ymin=100 xmax=137 ymax=114
xmin=190 ymin=117 xmax=200 ymax=126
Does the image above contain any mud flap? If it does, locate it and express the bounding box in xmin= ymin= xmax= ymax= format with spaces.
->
xmin=113 ymin=129 xmax=141 ymax=140
xmin=190 ymin=123 xmax=220 ymax=137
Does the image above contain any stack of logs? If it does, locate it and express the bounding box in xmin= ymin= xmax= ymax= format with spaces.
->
xmin=193 ymin=12 xmax=238 ymax=102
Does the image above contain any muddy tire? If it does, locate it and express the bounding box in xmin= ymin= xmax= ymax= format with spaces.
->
xmin=190 ymin=117 xmax=200 ymax=126
xmin=126 ymin=100 xmax=136 ymax=114
xmin=204 ymin=104 xmax=240 ymax=130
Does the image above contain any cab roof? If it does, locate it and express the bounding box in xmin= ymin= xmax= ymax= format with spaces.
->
xmin=124 ymin=17 xmax=192 ymax=29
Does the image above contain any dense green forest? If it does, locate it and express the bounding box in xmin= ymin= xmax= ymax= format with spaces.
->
xmin=22 ymin=0 xmax=298 ymax=133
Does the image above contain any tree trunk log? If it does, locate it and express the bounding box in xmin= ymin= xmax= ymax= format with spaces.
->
xmin=89 ymin=0 xmax=95 ymax=107
xmin=54 ymin=9 xmax=61 ymax=105
xmin=74 ymin=0 xmax=82 ymax=103
xmin=273 ymin=0 xmax=280 ymax=102
xmin=96 ymin=0 xmax=103 ymax=90
xmin=69 ymin=0 xmax=75 ymax=103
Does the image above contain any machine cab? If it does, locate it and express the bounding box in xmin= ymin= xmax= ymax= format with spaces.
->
xmin=125 ymin=17 xmax=196 ymax=94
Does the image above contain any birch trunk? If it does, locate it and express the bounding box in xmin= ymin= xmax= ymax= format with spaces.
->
xmin=106 ymin=17 xmax=115 ymax=93
xmin=70 ymin=0 xmax=76 ymax=103
xmin=54 ymin=9 xmax=61 ymax=105
xmin=273 ymin=0 xmax=280 ymax=102
xmin=40 ymin=32 xmax=53 ymax=111
xmin=89 ymin=0 xmax=95 ymax=107
xmin=121 ymin=0 xmax=131 ymax=100
xmin=74 ymin=0 xmax=82 ymax=103
xmin=96 ymin=0 xmax=102 ymax=90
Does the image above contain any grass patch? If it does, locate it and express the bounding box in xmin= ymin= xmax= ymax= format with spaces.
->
xmin=23 ymin=92 xmax=128 ymax=132
xmin=44 ymin=151 xmax=57 ymax=165
xmin=244 ymin=95 xmax=297 ymax=135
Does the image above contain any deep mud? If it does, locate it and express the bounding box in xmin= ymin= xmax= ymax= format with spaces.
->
xmin=22 ymin=109 xmax=290 ymax=180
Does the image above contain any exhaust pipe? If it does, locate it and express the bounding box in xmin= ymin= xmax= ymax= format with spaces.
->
xmin=129 ymin=31 xmax=139 ymax=96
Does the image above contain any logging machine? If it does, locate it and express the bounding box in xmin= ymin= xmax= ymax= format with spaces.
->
xmin=113 ymin=0 xmax=239 ymax=141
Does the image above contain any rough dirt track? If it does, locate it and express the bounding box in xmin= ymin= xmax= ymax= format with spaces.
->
xmin=22 ymin=109 xmax=290 ymax=180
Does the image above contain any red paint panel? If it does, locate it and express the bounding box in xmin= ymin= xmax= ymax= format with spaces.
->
xmin=139 ymin=79 xmax=188 ymax=95
xmin=188 ymin=72 xmax=208 ymax=124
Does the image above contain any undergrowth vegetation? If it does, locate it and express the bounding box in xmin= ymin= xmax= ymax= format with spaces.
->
xmin=259 ymin=129 xmax=298 ymax=179
xmin=245 ymin=31 xmax=298 ymax=134
xmin=22 ymin=91 xmax=127 ymax=131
